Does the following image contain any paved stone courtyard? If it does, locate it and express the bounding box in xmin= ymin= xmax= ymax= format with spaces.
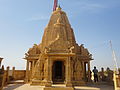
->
xmin=3 ymin=83 xmax=114 ymax=90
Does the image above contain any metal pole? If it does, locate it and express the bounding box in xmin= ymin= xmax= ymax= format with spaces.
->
xmin=109 ymin=41 xmax=118 ymax=71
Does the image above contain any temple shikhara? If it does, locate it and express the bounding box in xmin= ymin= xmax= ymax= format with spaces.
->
xmin=24 ymin=4 xmax=93 ymax=89
xmin=0 ymin=1 xmax=120 ymax=90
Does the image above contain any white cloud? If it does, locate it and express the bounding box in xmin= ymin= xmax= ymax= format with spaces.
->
xmin=27 ymin=16 xmax=49 ymax=22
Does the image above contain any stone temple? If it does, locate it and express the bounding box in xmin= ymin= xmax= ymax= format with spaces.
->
xmin=24 ymin=6 xmax=93 ymax=88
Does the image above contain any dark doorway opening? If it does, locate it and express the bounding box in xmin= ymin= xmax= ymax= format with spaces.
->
xmin=52 ymin=61 xmax=65 ymax=84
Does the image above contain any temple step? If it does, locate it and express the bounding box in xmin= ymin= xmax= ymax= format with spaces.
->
xmin=53 ymin=82 xmax=64 ymax=84
xmin=9 ymin=80 xmax=24 ymax=84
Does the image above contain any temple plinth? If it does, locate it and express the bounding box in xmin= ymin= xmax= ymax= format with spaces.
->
xmin=24 ymin=6 xmax=93 ymax=88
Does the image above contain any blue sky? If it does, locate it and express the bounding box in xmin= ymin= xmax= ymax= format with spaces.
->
xmin=0 ymin=0 xmax=120 ymax=70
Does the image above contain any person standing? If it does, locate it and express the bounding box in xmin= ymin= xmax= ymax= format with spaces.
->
xmin=92 ymin=66 xmax=98 ymax=82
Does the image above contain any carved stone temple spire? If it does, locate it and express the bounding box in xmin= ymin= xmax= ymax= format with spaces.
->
xmin=39 ymin=7 xmax=76 ymax=52
xmin=24 ymin=5 xmax=93 ymax=87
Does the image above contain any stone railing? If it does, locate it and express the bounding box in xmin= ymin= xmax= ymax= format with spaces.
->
xmin=0 ymin=66 xmax=26 ymax=90
xmin=0 ymin=65 xmax=6 ymax=90
xmin=6 ymin=67 xmax=26 ymax=81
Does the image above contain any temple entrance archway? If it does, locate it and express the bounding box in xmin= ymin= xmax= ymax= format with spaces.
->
xmin=52 ymin=61 xmax=65 ymax=84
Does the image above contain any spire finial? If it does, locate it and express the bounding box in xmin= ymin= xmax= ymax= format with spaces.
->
xmin=58 ymin=4 xmax=61 ymax=8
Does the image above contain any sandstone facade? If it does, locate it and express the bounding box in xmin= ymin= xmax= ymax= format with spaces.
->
xmin=24 ymin=7 xmax=93 ymax=87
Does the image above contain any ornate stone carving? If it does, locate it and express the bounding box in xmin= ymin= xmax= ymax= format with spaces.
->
xmin=25 ymin=6 xmax=92 ymax=86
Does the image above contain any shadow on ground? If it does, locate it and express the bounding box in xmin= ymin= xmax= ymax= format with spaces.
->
xmin=3 ymin=84 xmax=23 ymax=90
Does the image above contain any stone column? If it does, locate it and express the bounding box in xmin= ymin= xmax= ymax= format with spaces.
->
xmin=1 ymin=65 xmax=4 ymax=90
xmin=49 ymin=60 xmax=52 ymax=82
xmin=82 ymin=61 xmax=85 ymax=79
xmin=88 ymin=62 xmax=91 ymax=81
xmin=32 ymin=61 xmax=35 ymax=71
xmin=6 ymin=66 xmax=10 ymax=83
xmin=1 ymin=65 xmax=4 ymax=74
xmin=0 ymin=58 xmax=3 ymax=67
xmin=45 ymin=58 xmax=52 ymax=87
xmin=12 ymin=67 xmax=15 ymax=80
xmin=118 ymin=68 xmax=120 ymax=75
xmin=66 ymin=56 xmax=72 ymax=87
xmin=32 ymin=60 xmax=35 ymax=79
xmin=25 ymin=60 xmax=29 ymax=83
xmin=0 ymin=60 xmax=1 ymax=67
xmin=30 ymin=61 xmax=33 ymax=81
xmin=84 ymin=62 xmax=87 ymax=81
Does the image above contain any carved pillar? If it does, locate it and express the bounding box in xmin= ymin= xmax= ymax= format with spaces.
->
xmin=25 ymin=60 xmax=29 ymax=83
xmin=30 ymin=61 xmax=32 ymax=81
xmin=84 ymin=62 xmax=87 ymax=81
xmin=66 ymin=56 xmax=72 ymax=87
xmin=32 ymin=61 xmax=35 ymax=70
xmin=82 ymin=61 xmax=85 ymax=79
xmin=45 ymin=58 xmax=52 ymax=87
xmin=88 ymin=61 xmax=91 ymax=81
xmin=32 ymin=60 xmax=35 ymax=79
xmin=49 ymin=60 xmax=52 ymax=82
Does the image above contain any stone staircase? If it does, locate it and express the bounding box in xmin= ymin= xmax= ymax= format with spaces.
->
xmin=9 ymin=80 xmax=24 ymax=84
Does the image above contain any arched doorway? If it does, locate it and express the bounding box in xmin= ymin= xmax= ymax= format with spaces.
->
xmin=52 ymin=61 xmax=65 ymax=84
